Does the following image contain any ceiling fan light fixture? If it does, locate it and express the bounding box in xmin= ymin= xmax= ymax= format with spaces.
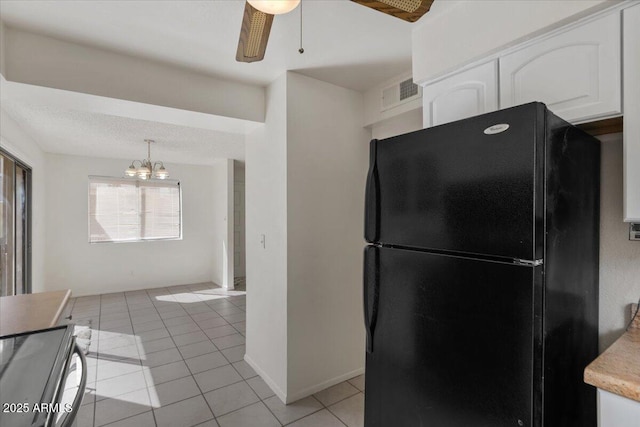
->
xmin=248 ymin=0 xmax=300 ymax=15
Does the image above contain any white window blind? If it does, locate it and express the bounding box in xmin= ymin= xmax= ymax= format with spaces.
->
xmin=89 ymin=177 xmax=181 ymax=243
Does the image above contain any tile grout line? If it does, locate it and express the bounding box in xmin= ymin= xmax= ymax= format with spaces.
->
xmin=179 ymin=287 xmax=259 ymax=426
xmin=145 ymin=287 xmax=219 ymax=427
xmin=163 ymin=285 xmax=266 ymax=426
xmin=126 ymin=291 xmax=160 ymax=427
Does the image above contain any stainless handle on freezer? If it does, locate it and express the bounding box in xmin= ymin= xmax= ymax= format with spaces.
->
xmin=57 ymin=343 xmax=88 ymax=427
xmin=364 ymin=246 xmax=380 ymax=354
xmin=364 ymin=139 xmax=380 ymax=243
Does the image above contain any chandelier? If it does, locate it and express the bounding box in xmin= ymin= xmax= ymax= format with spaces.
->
xmin=124 ymin=139 xmax=169 ymax=180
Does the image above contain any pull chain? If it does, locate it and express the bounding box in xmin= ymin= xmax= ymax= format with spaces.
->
xmin=298 ymin=0 xmax=304 ymax=54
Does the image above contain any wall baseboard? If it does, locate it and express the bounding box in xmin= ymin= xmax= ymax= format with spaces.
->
xmin=285 ymin=366 xmax=365 ymax=404
xmin=244 ymin=353 xmax=288 ymax=403
xmin=60 ymin=280 xmax=219 ymax=298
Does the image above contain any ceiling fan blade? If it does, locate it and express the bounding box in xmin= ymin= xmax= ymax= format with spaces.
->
xmin=351 ymin=0 xmax=434 ymax=23
xmin=236 ymin=1 xmax=274 ymax=63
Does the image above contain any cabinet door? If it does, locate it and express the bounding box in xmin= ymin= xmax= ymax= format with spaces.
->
xmin=624 ymin=4 xmax=640 ymax=221
xmin=500 ymin=13 xmax=621 ymax=123
xmin=422 ymin=61 xmax=498 ymax=128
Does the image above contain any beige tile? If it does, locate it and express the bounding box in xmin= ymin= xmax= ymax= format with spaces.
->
xmin=172 ymin=330 xmax=209 ymax=346
xmin=203 ymin=381 xmax=259 ymax=416
xmin=167 ymin=322 xmax=201 ymax=336
xmin=204 ymin=325 xmax=238 ymax=339
xmin=143 ymin=360 xmax=191 ymax=387
xmin=212 ymin=334 xmax=245 ymax=350
xmin=95 ymin=371 xmax=147 ymax=401
xmin=163 ymin=315 xmax=195 ymax=327
xmin=194 ymin=364 xmax=243 ymax=393
xmin=347 ymin=375 xmax=365 ymax=392
xmin=221 ymin=345 xmax=245 ymax=363
xmin=328 ymin=393 xmax=364 ymax=427
xmin=143 ymin=347 xmax=182 ymax=368
xmin=149 ymin=376 xmax=201 ymax=407
xmin=313 ymin=381 xmax=360 ymax=407
xmin=101 ymin=411 xmax=155 ymax=427
xmin=288 ymin=409 xmax=346 ymax=427
xmin=191 ymin=311 xmax=222 ymax=322
xmin=178 ymin=340 xmax=218 ymax=360
xmin=193 ymin=420 xmax=220 ymax=427
xmin=136 ymin=327 xmax=170 ymax=342
xmin=96 ymin=359 xmax=142 ymax=382
xmin=133 ymin=320 xmax=167 ymax=333
xmin=196 ymin=317 xmax=229 ymax=329
xmin=263 ymin=395 xmax=323 ymax=425
xmin=153 ymin=395 xmax=214 ymax=427
xmin=246 ymin=376 xmax=275 ymax=400
xmin=185 ymin=351 xmax=229 ymax=374
xmin=94 ymin=388 xmax=151 ymax=426
xmin=139 ymin=337 xmax=176 ymax=355
xmin=232 ymin=360 xmax=257 ymax=379
xmin=73 ymin=402 xmax=94 ymax=427
xmin=216 ymin=402 xmax=280 ymax=427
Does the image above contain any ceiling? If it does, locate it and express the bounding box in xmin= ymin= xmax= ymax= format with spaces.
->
xmin=0 ymin=0 xmax=416 ymax=92
xmin=2 ymin=101 xmax=245 ymax=164
xmin=0 ymin=1 xmax=421 ymax=164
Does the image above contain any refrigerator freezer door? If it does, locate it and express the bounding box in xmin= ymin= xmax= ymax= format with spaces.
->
xmin=367 ymin=102 xmax=545 ymax=261
xmin=364 ymin=246 xmax=541 ymax=427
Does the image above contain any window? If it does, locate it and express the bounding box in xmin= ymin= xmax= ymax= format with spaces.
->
xmin=89 ymin=176 xmax=181 ymax=243
xmin=1 ymin=149 xmax=31 ymax=296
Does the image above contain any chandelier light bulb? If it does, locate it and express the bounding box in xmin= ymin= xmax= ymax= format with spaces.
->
xmin=125 ymin=164 xmax=137 ymax=177
xmin=248 ymin=0 xmax=300 ymax=15
xmin=155 ymin=166 xmax=169 ymax=180
xmin=125 ymin=140 xmax=170 ymax=180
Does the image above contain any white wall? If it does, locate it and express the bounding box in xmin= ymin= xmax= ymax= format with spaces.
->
xmin=3 ymin=27 xmax=265 ymax=122
xmin=211 ymin=158 xmax=234 ymax=288
xmin=598 ymin=134 xmax=640 ymax=350
xmin=371 ymin=108 xmax=423 ymax=140
xmin=0 ymin=108 xmax=46 ymax=292
xmin=412 ymin=0 xmax=616 ymax=83
xmin=43 ymin=153 xmax=222 ymax=296
xmin=363 ymin=69 xmax=422 ymax=127
xmin=285 ymin=72 xmax=369 ymax=402
xmin=245 ymin=72 xmax=370 ymax=403
xmin=245 ymin=74 xmax=289 ymax=401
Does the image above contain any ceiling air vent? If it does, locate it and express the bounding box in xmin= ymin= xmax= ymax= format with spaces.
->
xmin=381 ymin=77 xmax=422 ymax=112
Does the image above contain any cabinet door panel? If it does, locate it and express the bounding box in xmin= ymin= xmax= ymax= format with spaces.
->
xmin=624 ymin=4 xmax=640 ymax=221
xmin=500 ymin=13 xmax=620 ymax=123
xmin=422 ymin=61 xmax=498 ymax=128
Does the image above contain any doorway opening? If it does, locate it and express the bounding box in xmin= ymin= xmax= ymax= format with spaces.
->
xmin=233 ymin=162 xmax=246 ymax=291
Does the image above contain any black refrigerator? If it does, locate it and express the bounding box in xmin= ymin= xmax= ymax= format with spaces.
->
xmin=363 ymin=102 xmax=600 ymax=427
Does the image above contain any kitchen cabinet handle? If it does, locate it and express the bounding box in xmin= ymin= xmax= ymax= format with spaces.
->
xmin=363 ymin=246 xmax=380 ymax=353
xmin=365 ymin=139 xmax=380 ymax=243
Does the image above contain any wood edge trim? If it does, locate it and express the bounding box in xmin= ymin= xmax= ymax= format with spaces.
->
xmin=50 ymin=289 xmax=72 ymax=327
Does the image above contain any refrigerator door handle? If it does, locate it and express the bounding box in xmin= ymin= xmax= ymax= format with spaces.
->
xmin=365 ymin=139 xmax=380 ymax=243
xmin=363 ymin=246 xmax=380 ymax=353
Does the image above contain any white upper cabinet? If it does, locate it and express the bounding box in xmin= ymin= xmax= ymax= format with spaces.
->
xmin=422 ymin=61 xmax=498 ymax=128
xmin=499 ymin=13 xmax=621 ymax=123
xmin=623 ymin=3 xmax=640 ymax=222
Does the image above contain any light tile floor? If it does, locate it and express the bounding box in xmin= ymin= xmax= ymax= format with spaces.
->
xmin=64 ymin=283 xmax=364 ymax=427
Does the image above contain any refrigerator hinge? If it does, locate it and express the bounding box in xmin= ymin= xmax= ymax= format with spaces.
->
xmin=514 ymin=258 xmax=544 ymax=267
